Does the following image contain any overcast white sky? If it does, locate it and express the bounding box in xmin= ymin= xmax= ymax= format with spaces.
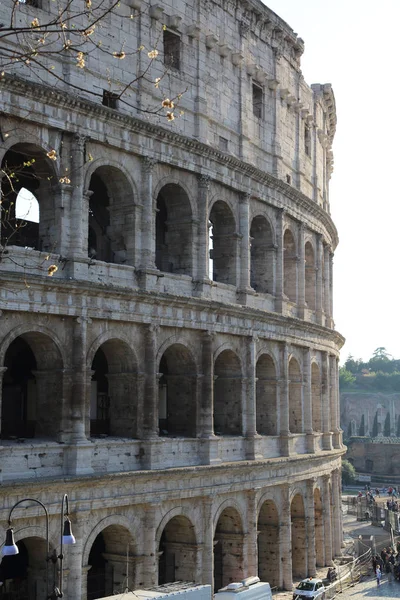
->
xmin=264 ymin=0 xmax=400 ymax=363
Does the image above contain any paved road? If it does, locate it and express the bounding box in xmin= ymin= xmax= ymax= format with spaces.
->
xmin=338 ymin=575 xmax=400 ymax=599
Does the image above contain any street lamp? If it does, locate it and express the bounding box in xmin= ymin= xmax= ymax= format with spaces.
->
xmin=1 ymin=494 xmax=75 ymax=599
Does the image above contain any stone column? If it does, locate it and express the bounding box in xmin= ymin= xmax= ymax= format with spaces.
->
xmin=143 ymin=324 xmax=159 ymax=439
xmin=322 ymin=475 xmax=333 ymax=564
xmin=237 ymin=192 xmax=251 ymax=303
xmin=330 ymin=356 xmax=340 ymax=448
xmin=200 ymin=331 xmax=214 ymax=438
xmin=245 ymin=490 xmax=258 ymax=577
xmin=245 ymin=336 xmax=259 ymax=459
xmin=321 ymin=352 xmax=332 ymax=450
xmin=275 ymin=209 xmax=284 ymax=313
xmin=65 ymin=516 xmax=85 ymax=600
xmin=196 ymin=175 xmax=211 ymax=284
xmin=315 ymin=235 xmax=324 ymax=325
xmin=303 ymin=348 xmax=315 ymax=453
xmin=279 ymin=343 xmax=290 ymax=456
xmin=297 ymin=223 xmax=306 ymax=318
xmin=142 ymin=504 xmax=158 ymax=587
xmin=280 ymin=484 xmax=292 ymax=590
xmin=69 ymin=134 xmax=87 ymax=259
xmin=331 ymin=469 xmax=343 ymax=556
xmin=0 ymin=366 xmax=7 ymax=440
xmin=323 ymin=244 xmax=330 ymax=324
xmin=202 ymin=497 xmax=214 ymax=587
xmin=329 ymin=252 xmax=334 ymax=326
xmin=306 ymin=479 xmax=317 ymax=576
xmin=140 ymin=157 xmax=157 ymax=270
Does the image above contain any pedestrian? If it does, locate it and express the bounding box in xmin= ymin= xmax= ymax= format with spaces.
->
xmin=388 ymin=562 xmax=394 ymax=583
xmin=372 ymin=555 xmax=377 ymax=574
xmin=376 ymin=565 xmax=382 ymax=586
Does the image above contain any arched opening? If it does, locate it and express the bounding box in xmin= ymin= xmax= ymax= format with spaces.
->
xmin=214 ymin=508 xmax=244 ymax=591
xmin=209 ymin=201 xmax=237 ymax=285
xmin=250 ymin=215 xmax=274 ymax=294
xmin=1 ymin=333 xmax=63 ymax=440
xmin=87 ymin=525 xmax=135 ymax=600
xmin=291 ymin=494 xmax=306 ymax=578
xmin=258 ymin=500 xmax=280 ymax=587
xmin=1 ymin=144 xmax=58 ymax=251
xmin=214 ymin=350 xmax=242 ymax=436
xmin=314 ymin=488 xmax=324 ymax=566
xmin=158 ymin=516 xmax=197 ymax=584
xmin=155 ymin=184 xmax=193 ymax=275
xmin=90 ymin=339 xmax=137 ymax=438
xmin=311 ymin=363 xmax=322 ymax=432
xmin=88 ymin=166 xmax=135 ymax=264
xmin=305 ymin=242 xmax=316 ymax=310
xmin=158 ymin=344 xmax=197 ymax=437
xmin=256 ymin=354 xmax=277 ymax=435
xmin=283 ymin=229 xmax=297 ymax=303
xmin=0 ymin=537 xmax=48 ymax=599
xmin=289 ymin=358 xmax=302 ymax=434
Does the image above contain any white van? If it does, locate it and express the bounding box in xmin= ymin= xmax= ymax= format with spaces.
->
xmin=214 ymin=577 xmax=272 ymax=600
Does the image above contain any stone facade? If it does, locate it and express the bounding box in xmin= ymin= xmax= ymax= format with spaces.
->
xmin=0 ymin=0 xmax=344 ymax=597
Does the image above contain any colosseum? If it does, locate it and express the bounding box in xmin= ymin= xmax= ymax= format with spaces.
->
xmin=0 ymin=0 xmax=344 ymax=597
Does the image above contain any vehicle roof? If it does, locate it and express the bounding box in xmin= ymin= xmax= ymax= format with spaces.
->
xmin=298 ymin=578 xmax=323 ymax=584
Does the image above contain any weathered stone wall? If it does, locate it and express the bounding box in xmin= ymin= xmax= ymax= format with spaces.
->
xmin=0 ymin=0 xmax=343 ymax=597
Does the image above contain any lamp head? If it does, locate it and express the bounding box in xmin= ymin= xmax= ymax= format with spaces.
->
xmin=2 ymin=528 xmax=19 ymax=556
xmin=62 ymin=518 xmax=76 ymax=545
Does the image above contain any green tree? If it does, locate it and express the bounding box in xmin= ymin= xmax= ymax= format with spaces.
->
xmin=342 ymin=459 xmax=357 ymax=486
xmin=359 ymin=414 xmax=365 ymax=436
xmin=372 ymin=411 xmax=378 ymax=437
xmin=339 ymin=367 xmax=356 ymax=389
xmin=384 ymin=412 xmax=391 ymax=437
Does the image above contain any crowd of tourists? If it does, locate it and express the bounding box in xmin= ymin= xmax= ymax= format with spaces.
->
xmin=372 ymin=545 xmax=400 ymax=585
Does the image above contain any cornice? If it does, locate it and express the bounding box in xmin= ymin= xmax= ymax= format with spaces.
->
xmin=1 ymin=74 xmax=338 ymax=247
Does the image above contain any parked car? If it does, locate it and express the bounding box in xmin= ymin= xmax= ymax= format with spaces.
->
xmin=293 ymin=578 xmax=325 ymax=600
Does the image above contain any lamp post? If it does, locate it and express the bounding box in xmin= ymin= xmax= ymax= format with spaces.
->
xmin=1 ymin=494 xmax=75 ymax=599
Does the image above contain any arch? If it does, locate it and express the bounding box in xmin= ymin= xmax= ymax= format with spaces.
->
xmin=305 ymin=241 xmax=316 ymax=310
xmin=283 ymin=228 xmax=297 ymax=303
xmin=311 ymin=362 xmax=322 ymax=432
xmin=214 ymin=506 xmax=244 ymax=591
xmin=214 ymin=349 xmax=242 ymax=436
xmin=290 ymin=494 xmax=307 ymax=578
xmin=153 ymin=176 xmax=196 ymax=217
xmin=289 ymin=357 xmax=302 ymax=434
xmin=90 ymin=338 xmax=138 ymax=437
xmin=158 ymin=515 xmax=197 ymax=585
xmin=87 ymin=164 xmax=136 ymax=265
xmin=85 ymin=522 xmax=136 ymax=600
xmin=314 ymin=488 xmax=324 ymax=566
xmin=257 ymin=499 xmax=280 ymax=587
xmin=1 ymin=143 xmax=60 ymax=251
xmin=155 ymin=183 xmax=193 ymax=276
xmin=250 ymin=215 xmax=274 ymax=294
xmin=1 ymin=331 xmax=64 ymax=440
xmin=0 ymin=536 xmax=49 ymax=600
xmin=0 ymin=324 xmax=66 ymax=369
xmin=256 ymin=354 xmax=277 ymax=435
xmin=209 ymin=200 xmax=237 ymax=285
xmin=158 ymin=343 xmax=197 ymax=437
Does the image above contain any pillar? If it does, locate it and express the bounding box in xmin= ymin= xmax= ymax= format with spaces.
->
xmin=303 ymin=348 xmax=315 ymax=453
xmin=275 ymin=209 xmax=284 ymax=312
xmin=297 ymin=223 xmax=306 ymax=318
xmin=66 ymin=517 xmax=85 ymax=600
xmin=321 ymin=352 xmax=332 ymax=450
xmin=238 ymin=192 xmax=251 ymax=302
xmin=331 ymin=469 xmax=343 ymax=556
xmin=143 ymin=324 xmax=159 ymax=439
xmin=306 ymin=479 xmax=317 ymax=576
xmin=315 ymin=234 xmax=323 ymax=324
xmin=69 ymin=134 xmax=87 ymax=259
xmin=202 ymin=497 xmax=214 ymax=587
xmin=245 ymin=491 xmax=258 ymax=577
xmin=142 ymin=504 xmax=158 ymax=587
xmin=330 ymin=356 xmax=341 ymax=448
xmin=329 ymin=251 xmax=334 ymax=324
xmin=196 ymin=175 xmax=211 ymax=284
xmin=322 ymin=475 xmax=333 ymax=564
xmin=280 ymin=484 xmax=292 ymax=590
xmin=323 ymin=244 xmax=330 ymax=324
xmin=0 ymin=366 xmax=7 ymax=440
xmin=140 ymin=156 xmax=157 ymax=270
xmin=279 ymin=342 xmax=290 ymax=456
